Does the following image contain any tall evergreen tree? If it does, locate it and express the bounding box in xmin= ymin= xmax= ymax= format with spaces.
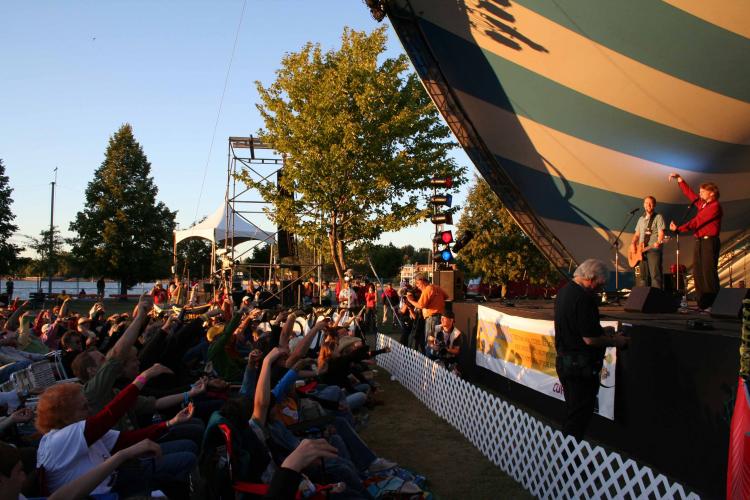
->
xmin=69 ymin=124 xmax=175 ymax=295
xmin=456 ymin=176 xmax=559 ymax=285
xmin=0 ymin=159 xmax=19 ymax=275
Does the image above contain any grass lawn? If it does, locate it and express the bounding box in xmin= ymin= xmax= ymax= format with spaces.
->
xmin=359 ymin=319 xmax=531 ymax=499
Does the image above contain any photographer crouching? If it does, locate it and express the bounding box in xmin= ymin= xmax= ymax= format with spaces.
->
xmin=426 ymin=311 xmax=462 ymax=376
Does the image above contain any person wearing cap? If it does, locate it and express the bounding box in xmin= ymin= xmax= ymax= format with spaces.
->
xmin=427 ymin=311 xmax=462 ymax=373
xmin=406 ymin=273 xmax=447 ymax=352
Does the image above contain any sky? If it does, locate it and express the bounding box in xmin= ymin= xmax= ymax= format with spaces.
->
xmin=0 ymin=0 xmax=474 ymax=259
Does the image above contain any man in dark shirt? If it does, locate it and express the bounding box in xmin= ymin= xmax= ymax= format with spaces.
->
xmin=554 ymin=259 xmax=628 ymax=440
xmin=668 ymin=173 xmax=723 ymax=310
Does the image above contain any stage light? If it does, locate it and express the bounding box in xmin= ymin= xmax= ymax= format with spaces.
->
xmin=452 ymin=230 xmax=474 ymax=253
xmin=432 ymin=230 xmax=453 ymax=245
xmin=429 ymin=194 xmax=452 ymax=208
xmin=431 ymin=212 xmax=453 ymax=225
xmin=430 ymin=177 xmax=453 ymax=189
xmin=434 ymin=247 xmax=453 ymax=263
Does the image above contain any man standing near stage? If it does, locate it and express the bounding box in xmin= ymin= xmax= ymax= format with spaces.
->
xmin=668 ymin=173 xmax=723 ymax=310
xmin=630 ymin=196 xmax=665 ymax=288
xmin=554 ymin=259 xmax=628 ymax=440
xmin=406 ymin=273 xmax=446 ymax=352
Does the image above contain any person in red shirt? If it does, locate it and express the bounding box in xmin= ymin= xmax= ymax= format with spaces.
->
xmin=381 ymin=282 xmax=398 ymax=325
xmin=364 ymin=283 xmax=377 ymax=336
xmin=151 ymin=281 xmax=168 ymax=305
xmin=668 ymin=173 xmax=723 ymax=310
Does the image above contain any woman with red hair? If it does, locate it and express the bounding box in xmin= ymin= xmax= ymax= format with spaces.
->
xmin=36 ymin=363 xmax=197 ymax=498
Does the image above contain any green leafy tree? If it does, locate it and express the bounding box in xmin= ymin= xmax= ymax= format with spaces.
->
xmin=0 ymin=159 xmax=19 ymax=274
xmin=243 ymin=27 xmax=466 ymax=281
xmin=69 ymin=124 xmax=176 ymax=295
xmin=456 ymin=176 xmax=559 ymax=285
xmin=24 ymin=227 xmax=65 ymax=276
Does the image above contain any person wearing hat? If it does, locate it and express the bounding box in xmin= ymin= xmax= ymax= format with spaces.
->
xmin=427 ymin=311 xmax=462 ymax=374
xmin=405 ymin=273 xmax=446 ymax=352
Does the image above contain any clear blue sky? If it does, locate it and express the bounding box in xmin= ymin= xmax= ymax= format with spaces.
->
xmin=0 ymin=0 xmax=474 ymax=259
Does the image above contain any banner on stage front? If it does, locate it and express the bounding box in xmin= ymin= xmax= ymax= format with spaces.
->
xmin=476 ymin=305 xmax=617 ymax=420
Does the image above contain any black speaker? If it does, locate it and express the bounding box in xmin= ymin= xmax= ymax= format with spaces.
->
xmin=624 ymin=286 xmax=679 ymax=313
xmin=710 ymin=288 xmax=750 ymax=319
xmin=433 ymin=270 xmax=464 ymax=301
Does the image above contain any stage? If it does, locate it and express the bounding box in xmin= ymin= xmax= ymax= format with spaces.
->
xmin=453 ymin=299 xmax=741 ymax=499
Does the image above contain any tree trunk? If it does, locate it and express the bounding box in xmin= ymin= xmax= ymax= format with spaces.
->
xmin=329 ymin=215 xmax=344 ymax=282
xmin=119 ymin=279 xmax=128 ymax=300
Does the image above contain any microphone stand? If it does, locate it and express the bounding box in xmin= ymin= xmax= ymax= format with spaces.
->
xmin=609 ymin=209 xmax=639 ymax=304
xmin=673 ymin=201 xmax=697 ymax=311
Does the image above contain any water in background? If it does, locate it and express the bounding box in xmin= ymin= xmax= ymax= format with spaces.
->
xmin=4 ymin=280 xmax=153 ymax=300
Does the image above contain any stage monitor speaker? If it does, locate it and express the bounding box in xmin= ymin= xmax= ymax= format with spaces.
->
xmin=624 ymin=286 xmax=679 ymax=313
xmin=710 ymin=288 xmax=749 ymax=319
xmin=433 ymin=269 xmax=464 ymax=301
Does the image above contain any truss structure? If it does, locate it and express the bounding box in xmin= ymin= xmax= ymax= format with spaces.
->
xmin=224 ymin=136 xmax=322 ymax=306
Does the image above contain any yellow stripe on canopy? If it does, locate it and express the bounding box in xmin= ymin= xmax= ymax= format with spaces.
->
xmin=418 ymin=0 xmax=750 ymax=145
xmin=663 ymin=0 xmax=750 ymax=39
xmin=456 ymin=90 xmax=750 ymax=203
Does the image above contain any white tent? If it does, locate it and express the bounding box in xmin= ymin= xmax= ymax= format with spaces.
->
xmin=174 ymin=203 xmax=275 ymax=246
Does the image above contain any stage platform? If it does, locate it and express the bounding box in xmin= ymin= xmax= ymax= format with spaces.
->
xmin=452 ymin=299 xmax=741 ymax=499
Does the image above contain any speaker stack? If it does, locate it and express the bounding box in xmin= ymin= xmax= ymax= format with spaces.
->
xmin=710 ymin=288 xmax=750 ymax=319
xmin=624 ymin=286 xmax=680 ymax=313
xmin=433 ymin=269 xmax=464 ymax=301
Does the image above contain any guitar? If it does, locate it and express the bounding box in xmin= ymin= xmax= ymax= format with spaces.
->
xmin=628 ymin=235 xmax=670 ymax=268
xmin=628 ymin=242 xmax=645 ymax=268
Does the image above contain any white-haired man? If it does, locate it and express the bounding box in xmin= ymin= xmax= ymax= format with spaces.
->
xmin=554 ymin=259 xmax=628 ymax=440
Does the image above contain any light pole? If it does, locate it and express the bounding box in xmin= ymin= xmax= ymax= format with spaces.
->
xmin=47 ymin=167 xmax=57 ymax=295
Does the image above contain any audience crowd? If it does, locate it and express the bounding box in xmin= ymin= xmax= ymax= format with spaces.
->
xmin=0 ymin=269 xmax=460 ymax=499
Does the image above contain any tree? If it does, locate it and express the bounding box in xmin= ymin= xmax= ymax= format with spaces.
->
xmin=243 ymin=27 xmax=466 ymax=281
xmin=69 ymin=124 xmax=176 ymax=295
xmin=456 ymin=176 xmax=559 ymax=285
xmin=0 ymin=159 xmax=19 ymax=274
xmin=24 ymin=227 xmax=65 ymax=277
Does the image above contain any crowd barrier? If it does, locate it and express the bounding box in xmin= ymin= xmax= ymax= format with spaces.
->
xmin=374 ymin=333 xmax=699 ymax=500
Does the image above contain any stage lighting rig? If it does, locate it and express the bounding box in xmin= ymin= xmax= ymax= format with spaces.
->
xmin=433 ymin=230 xmax=454 ymax=245
xmin=452 ymin=230 xmax=474 ymax=253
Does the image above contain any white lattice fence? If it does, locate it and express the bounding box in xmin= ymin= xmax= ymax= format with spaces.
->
xmin=375 ymin=334 xmax=699 ymax=500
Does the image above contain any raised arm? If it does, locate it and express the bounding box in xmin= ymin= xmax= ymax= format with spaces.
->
xmin=285 ymin=319 xmax=329 ymax=368
xmin=109 ymin=294 xmax=152 ymax=360
xmin=278 ymin=313 xmax=297 ymax=351
xmin=48 ymin=440 xmax=162 ymax=500
xmin=5 ymin=300 xmax=30 ymax=332
xmin=58 ymin=297 xmax=72 ymax=318
xmin=252 ymin=347 xmax=285 ymax=425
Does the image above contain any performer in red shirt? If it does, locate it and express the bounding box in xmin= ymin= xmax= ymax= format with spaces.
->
xmin=668 ymin=173 xmax=723 ymax=310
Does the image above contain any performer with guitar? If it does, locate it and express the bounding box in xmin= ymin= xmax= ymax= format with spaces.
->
xmin=629 ymin=196 xmax=665 ymax=288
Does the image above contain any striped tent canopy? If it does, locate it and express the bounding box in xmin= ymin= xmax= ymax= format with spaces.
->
xmin=384 ymin=0 xmax=750 ymax=287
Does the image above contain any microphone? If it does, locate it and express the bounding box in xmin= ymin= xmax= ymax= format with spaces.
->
xmin=628 ymin=208 xmax=639 ymax=214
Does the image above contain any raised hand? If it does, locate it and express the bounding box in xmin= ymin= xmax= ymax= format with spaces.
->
xmin=188 ymin=378 xmax=207 ymax=398
xmin=141 ymin=363 xmax=174 ymax=381
xmin=168 ymin=403 xmax=194 ymax=427
xmin=280 ymin=439 xmax=339 ymax=473
xmin=10 ymin=407 xmax=35 ymax=423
